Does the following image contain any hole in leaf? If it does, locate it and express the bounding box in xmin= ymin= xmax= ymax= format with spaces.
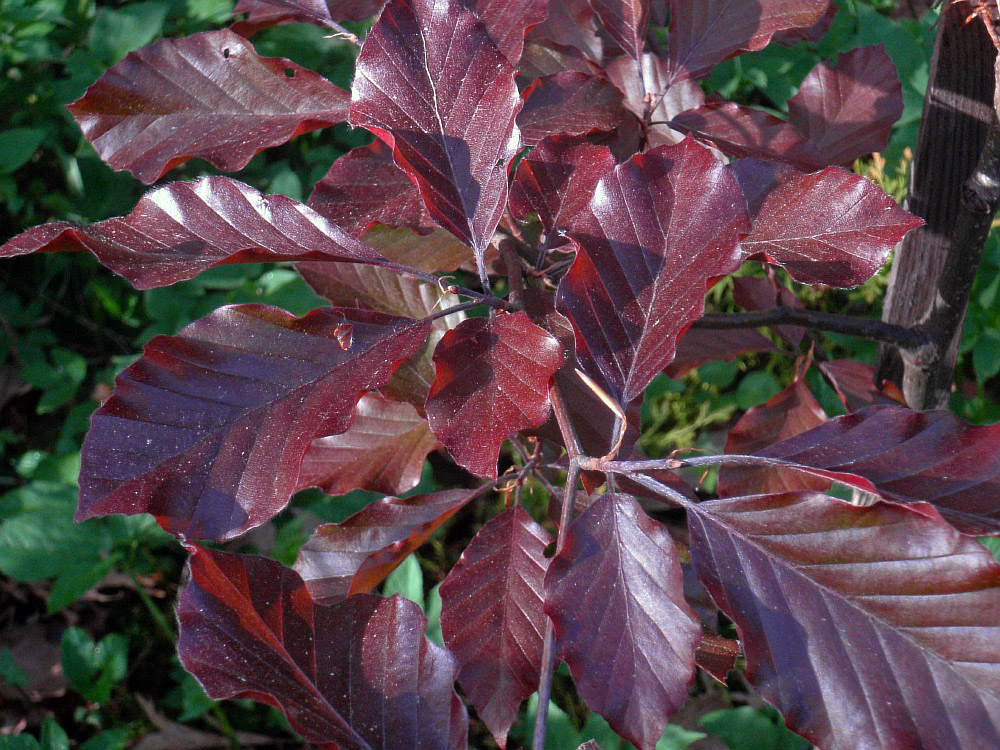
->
xmin=285 ymin=67 xmax=295 ymax=78
xmin=222 ymin=48 xmax=230 ymax=58
xmin=543 ymin=540 xmax=556 ymax=558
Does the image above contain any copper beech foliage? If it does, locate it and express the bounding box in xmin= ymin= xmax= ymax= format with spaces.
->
xmin=4 ymin=0 xmax=1000 ymax=748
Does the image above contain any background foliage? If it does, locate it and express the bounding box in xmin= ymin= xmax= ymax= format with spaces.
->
xmin=0 ymin=0 xmax=992 ymax=747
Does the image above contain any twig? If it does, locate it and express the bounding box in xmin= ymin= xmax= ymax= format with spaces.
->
xmin=424 ymin=300 xmax=489 ymax=323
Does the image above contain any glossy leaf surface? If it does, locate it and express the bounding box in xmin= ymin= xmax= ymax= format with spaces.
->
xmin=78 ymin=305 xmax=430 ymax=540
xmin=439 ymin=506 xmax=551 ymax=747
xmin=509 ymin=135 xmax=616 ymax=239
xmin=350 ymin=0 xmax=521 ymax=270
xmin=589 ymin=0 xmax=650 ymax=59
xmin=544 ymin=493 xmax=700 ymax=750
xmin=296 ymin=395 xmax=438 ymax=496
xmin=517 ymin=72 xmax=626 ymax=146
xmin=467 ymin=0 xmax=548 ymax=64
xmin=739 ymin=405 xmax=1000 ymax=535
xmin=787 ymin=46 xmax=903 ymax=167
xmin=688 ymin=492 xmax=1000 ymax=750
xmin=666 ymin=0 xmax=828 ymax=81
xmin=307 ymin=141 xmax=433 ymax=236
xmin=731 ymin=159 xmax=923 ymax=286
xmin=426 ymin=313 xmax=564 ymax=478
xmin=178 ymin=545 xmax=467 ymax=749
xmin=557 ymin=138 xmax=750 ymax=405
xmin=68 ymin=30 xmax=349 ymax=183
xmin=1 ymin=177 xmax=390 ymax=290
xmin=295 ymin=489 xmax=479 ymax=603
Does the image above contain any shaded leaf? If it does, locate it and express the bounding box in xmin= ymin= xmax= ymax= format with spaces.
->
xmin=426 ymin=312 xmax=564 ymax=478
xmin=295 ymin=488 xmax=481 ymax=603
xmin=232 ymin=0 xmax=386 ymax=35
xmin=666 ymin=0 xmax=828 ymax=82
xmin=731 ymin=275 xmax=803 ymax=347
xmin=735 ymin=405 xmax=1000 ymax=535
xmin=718 ymin=362 xmax=829 ymax=496
xmin=178 ymin=545 xmax=467 ymax=749
xmin=350 ymin=0 xmax=522 ymax=272
xmin=296 ymin=395 xmax=439 ymax=496
xmin=517 ymin=73 xmax=626 ymax=146
xmin=528 ymin=0 xmax=602 ymax=62
xmin=467 ymin=0 xmax=548 ymax=64
xmin=787 ymin=46 xmax=903 ymax=167
xmin=440 ymin=506 xmax=552 ymax=747
xmin=78 ymin=305 xmax=430 ymax=541
xmin=518 ymin=40 xmax=599 ymax=81
xmin=771 ymin=0 xmax=834 ymax=45
xmin=68 ymin=30 xmax=349 ymax=183
xmin=307 ymin=141 xmax=433 ymax=236
xmin=557 ymin=137 xmax=750 ymax=405
xmin=817 ymin=359 xmax=907 ymax=412
xmin=544 ymin=493 xmax=700 ymax=750
xmin=1 ymin=177 xmax=390 ymax=290
xmin=687 ymin=492 xmax=1000 ymax=750
xmin=509 ymin=135 xmax=616 ymax=239
xmin=663 ymin=327 xmax=779 ymax=378
xmin=590 ymin=0 xmax=650 ymax=59
xmin=731 ymin=159 xmax=923 ymax=286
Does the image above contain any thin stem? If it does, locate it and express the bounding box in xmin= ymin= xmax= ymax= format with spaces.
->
xmin=392 ymin=264 xmax=501 ymax=306
xmin=424 ymin=300 xmax=487 ymax=323
xmin=326 ymin=20 xmax=362 ymax=47
xmin=128 ymin=573 xmax=175 ymax=644
xmin=692 ymin=309 xmax=932 ymax=350
xmin=601 ymin=468 xmax=697 ymax=510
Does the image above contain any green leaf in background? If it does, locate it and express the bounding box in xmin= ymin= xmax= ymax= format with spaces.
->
xmin=0 ymin=129 xmax=46 ymax=174
xmin=0 ymin=736 xmax=41 ymax=750
xmin=0 ymin=646 xmax=29 ymax=688
xmin=78 ymin=729 xmax=130 ymax=750
xmin=382 ymin=553 xmax=424 ymax=611
xmin=973 ymin=328 xmax=1000 ymax=383
xmin=60 ymin=627 xmax=128 ymax=705
xmin=425 ymin=582 xmax=443 ymax=646
xmin=699 ymin=706 xmax=809 ymax=750
xmin=88 ymin=2 xmax=168 ymax=64
xmin=0 ymin=510 xmax=111 ymax=581
xmin=176 ymin=669 xmax=217 ymax=722
xmin=736 ymin=371 xmax=782 ymax=410
xmin=39 ymin=718 xmax=68 ymax=750
xmin=47 ymin=555 xmax=118 ymax=612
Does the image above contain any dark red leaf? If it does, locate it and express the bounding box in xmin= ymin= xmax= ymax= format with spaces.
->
xmin=307 ymin=141 xmax=434 ymax=236
xmin=232 ymin=0 xmax=386 ymax=35
xmin=736 ymin=405 xmax=1000 ymax=535
xmin=527 ymin=0 xmax=603 ymax=63
xmin=557 ymin=137 xmax=750 ymax=405
xmin=663 ymin=327 xmax=780 ymax=378
xmin=671 ymin=103 xmax=825 ymax=169
xmin=350 ymin=0 xmax=522 ymax=273
xmin=589 ymin=0 xmax=650 ymax=59
xmin=695 ymin=633 xmax=740 ymax=683
xmin=296 ymin=395 xmax=439 ymax=496
xmin=730 ymin=159 xmax=924 ymax=286
xmin=731 ymin=275 xmax=804 ymax=347
xmin=439 ymin=506 xmax=552 ymax=747
xmin=687 ymin=492 xmax=1000 ymax=750
xmin=544 ymin=493 xmax=700 ymax=750
xmin=718 ymin=361 xmax=829 ymax=496
xmin=518 ymin=40 xmax=600 ymax=81
xmin=509 ymin=135 xmax=616 ymax=239
xmin=771 ymin=0 xmax=835 ymax=45
xmin=466 ymin=0 xmax=548 ymax=64
xmin=517 ymin=73 xmax=627 ymax=146
xmin=67 ymin=30 xmax=348 ymax=183
xmin=1 ymin=177 xmax=390 ymax=290
xmin=426 ymin=312 xmax=564 ymax=478
xmin=817 ymin=359 xmax=907 ymax=412
xmin=178 ymin=545 xmax=467 ymax=749
xmin=605 ymin=54 xmax=704 ymax=148
xmin=295 ymin=488 xmax=480 ymax=603
xmin=787 ymin=46 xmax=903 ymax=167
xmin=77 ymin=305 xmax=430 ymax=541
xmin=666 ymin=0 xmax=829 ymax=82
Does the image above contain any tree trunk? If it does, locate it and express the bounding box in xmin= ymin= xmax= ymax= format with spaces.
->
xmin=876 ymin=4 xmax=997 ymax=409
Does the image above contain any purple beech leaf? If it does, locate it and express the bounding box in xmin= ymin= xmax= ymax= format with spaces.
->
xmin=663 ymin=327 xmax=779 ymax=378
xmin=509 ymin=135 xmax=617 ymax=240
xmin=589 ymin=0 xmax=650 ymax=60
xmin=787 ymin=46 xmax=903 ymax=167
xmin=231 ymin=0 xmax=387 ymax=35
xmin=687 ymin=492 xmax=1000 ymax=750
xmin=426 ymin=312 xmax=565 ymax=478
xmin=718 ymin=363 xmax=830 ymax=497
xmin=67 ymin=29 xmax=349 ymax=184
xmin=517 ymin=72 xmax=627 ymax=146
xmin=77 ymin=305 xmax=431 ymax=541
xmin=0 ymin=177 xmax=391 ymax=290
xmin=439 ymin=506 xmax=552 ymax=748
xmin=605 ymin=54 xmax=704 ymax=148
xmin=296 ymin=394 xmax=439 ymax=496
xmin=817 ymin=359 xmax=907 ymax=412
xmin=731 ymin=159 xmax=924 ymax=287
xmin=557 ymin=137 xmax=750 ymax=406
xmin=544 ymin=493 xmax=701 ymax=750
xmin=527 ymin=0 xmax=603 ymax=63
xmin=295 ymin=489 xmax=481 ymax=603
xmin=771 ymin=0 xmax=835 ymax=44
xmin=671 ymin=103 xmax=826 ymax=169
xmin=666 ymin=0 xmax=829 ymax=82
xmin=178 ymin=545 xmax=467 ymax=749
xmin=518 ymin=40 xmax=600 ymax=81
xmin=731 ymin=275 xmax=804 ymax=347
xmin=466 ymin=0 xmax=548 ymax=64
xmin=307 ymin=141 xmax=434 ymax=236
xmin=349 ymin=0 xmax=522 ymax=275
xmin=732 ymin=405 xmax=1000 ymax=536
